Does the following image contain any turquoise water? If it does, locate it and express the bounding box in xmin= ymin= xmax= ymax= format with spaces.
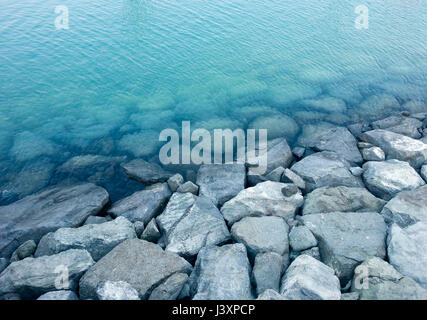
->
xmin=0 ymin=0 xmax=426 ymax=203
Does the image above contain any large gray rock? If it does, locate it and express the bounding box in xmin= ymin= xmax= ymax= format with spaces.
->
xmin=157 ymin=195 xmax=230 ymax=258
xmin=371 ymin=116 xmax=423 ymax=139
xmin=121 ymin=159 xmax=173 ymax=184
xmin=252 ymin=252 xmax=284 ymax=295
xmin=189 ymin=244 xmax=253 ymax=300
xmin=362 ymin=160 xmax=425 ymax=200
xmin=221 ymin=181 xmax=304 ymax=225
xmin=108 ymin=183 xmax=171 ymax=224
xmin=79 ymin=239 xmax=192 ymax=300
xmin=300 ymin=212 xmax=387 ymax=284
xmin=280 ymin=255 xmax=341 ymax=300
xmin=381 ymin=185 xmax=427 ymax=227
xmin=351 ymin=257 xmax=427 ymax=300
xmin=0 ymin=249 xmax=94 ymax=299
xmin=96 ymin=281 xmax=140 ymax=300
xmin=291 ymin=151 xmax=363 ymax=192
xmin=231 ymin=216 xmax=289 ymax=259
xmin=0 ymin=183 xmax=109 ymax=259
xmin=302 ymin=186 xmax=386 ymax=215
xmin=359 ymin=129 xmax=427 ymax=168
xmin=37 ymin=290 xmax=79 ymax=300
xmin=149 ymin=273 xmax=189 ymax=300
xmin=197 ymin=163 xmax=246 ymax=207
xmin=35 ymin=216 xmax=137 ymax=261
xmin=387 ymin=222 xmax=427 ymax=289
xmin=289 ymin=226 xmax=317 ymax=252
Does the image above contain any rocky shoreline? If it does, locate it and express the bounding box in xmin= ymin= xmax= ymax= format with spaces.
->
xmin=0 ymin=110 xmax=427 ymax=300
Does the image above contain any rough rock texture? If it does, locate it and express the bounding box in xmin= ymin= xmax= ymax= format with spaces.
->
xmin=421 ymin=164 xmax=427 ymax=182
xmin=301 ymin=212 xmax=387 ymax=284
xmin=231 ymin=216 xmax=289 ymax=258
xmin=176 ymin=181 xmax=199 ymax=194
xmin=371 ymin=116 xmax=423 ymax=139
xmin=359 ymin=129 xmax=427 ymax=168
xmin=291 ymin=151 xmax=363 ymax=192
xmin=0 ymin=258 xmax=8 ymax=274
xmin=96 ymin=281 xmax=140 ymax=300
xmin=0 ymin=183 xmax=109 ymax=259
xmin=252 ymin=252 xmax=283 ymax=295
xmin=133 ymin=221 xmax=145 ymax=238
xmin=149 ymin=273 xmax=189 ymax=300
xmin=221 ymin=181 xmax=304 ymax=225
xmin=387 ymin=222 xmax=427 ymax=289
xmin=167 ymin=174 xmax=184 ymax=192
xmin=350 ymin=257 xmax=427 ymax=300
xmin=381 ymin=185 xmax=427 ymax=227
xmin=289 ymin=226 xmax=317 ymax=252
xmin=265 ymin=167 xmax=285 ymax=182
xmin=121 ymin=159 xmax=173 ymax=184
xmin=280 ymin=255 xmax=341 ymax=300
xmin=197 ymin=163 xmax=246 ymax=207
xmin=108 ymin=183 xmax=171 ymax=224
xmin=10 ymin=240 xmax=37 ymax=263
xmin=35 ymin=216 xmax=137 ymax=261
xmin=189 ymin=244 xmax=253 ymax=300
xmin=84 ymin=216 xmax=109 ymax=225
xmin=79 ymin=239 xmax=192 ymax=300
xmin=257 ymin=289 xmax=285 ymax=300
xmin=302 ymin=186 xmax=385 ymax=215
xmin=362 ymin=160 xmax=425 ymax=200
xmin=0 ymin=249 xmax=94 ymax=299
xmin=362 ymin=147 xmax=385 ymax=161
xmin=157 ymin=195 xmax=230 ymax=258
xmin=141 ymin=218 xmax=161 ymax=242
xmin=37 ymin=290 xmax=79 ymax=300
xmin=281 ymin=168 xmax=306 ymax=190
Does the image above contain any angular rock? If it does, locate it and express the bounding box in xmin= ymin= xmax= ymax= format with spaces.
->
xmin=189 ymin=244 xmax=253 ymax=300
xmin=381 ymin=185 xmax=427 ymax=227
xmin=79 ymin=239 xmax=191 ymax=300
xmin=292 ymin=147 xmax=305 ymax=159
xmin=291 ymin=151 xmax=363 ymax=192
xmin=167 ymin=174 xmax=184 ymax=192
xmin=281 ymin=169 xmax=306 ymax=190
xmin=280 ymin=255 xmax=341 ymax=300
xmin=141 ymin=218 xmax=161 ymax=242
xmin=231 ymin=216 xmax=289 ymax=259
xmin=371 ymin=116 xmax=423 ymax=139
xmin=387 ymin=222 xmax=427 ymax=289
xmin=302 ymin=186 xmax=386 ymax=215
xmin=176 ymin=181 xmax=199 ymax=195
xmin=197 ymin=163 xmax=246 ymax=207
xmin=362 ymin=147 xmax=385 ymax=161
xmin=257 ymin=289 xmax=285 ymax=300
xmin=0 ymin=183 xmax=109 ymax=259
xmin=349 ymin=167 xmax=363 ymax=177
xmin=108 ymin=183 xmax=171 ymax=224
xmin=10 ymin=240 xmax=37 ymax=263
xmin=265 ymin=167 xmax=285 ymax=182
xmin=221 ymin=181 xmax=304 ymax=225
xmin=252 ymin=252 xmax=284 ymax=295
xmin=149 ymin=273 xmax=188 ymax=300
xmin=122 ymin=159 xmax=173 ymax=184
xmin=35 ymin=216 xmax=137 ymax=261
xmin=359 ymin=129 xmax=427 ymax=168
xmin=289 ymin=226 xmax=317 ymax=252
xmin=133 ymin=221 xmax=145 ymax=238
xmin=37 ymin=290 xmax=79 ymax=300
xmin=291 ymin=246 xmax=321 ymax=261
xmin=362 ymin=160 xmax=425 ymax=200
xmin=96 ymin=281 xmax=140 ymax=300
xmin=0 ymin=249 xmax=94 ymax=299
xmin=301 ymin=212 xmax=387 ymax=284
xmin=351 ymin=257 xmax=427 ymax=300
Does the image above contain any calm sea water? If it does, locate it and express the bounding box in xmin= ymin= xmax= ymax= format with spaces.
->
xmin=0 ymin=0 xmax=426 ymax=203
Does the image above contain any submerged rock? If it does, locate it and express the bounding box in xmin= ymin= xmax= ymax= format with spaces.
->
xmin=371 ymin=115 xmax=423 ymax=139
xmin=248 ymin=114 xmax=299 ymax=140
xmin=0 ymin=183 xmax=109 ymax=259
xmin=121 ymin=159 xmax=173 ymax=184
xmin=189 ymin=244 xmax=253 ymax=300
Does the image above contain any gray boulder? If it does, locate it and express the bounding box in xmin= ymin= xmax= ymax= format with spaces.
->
xmin=371 ymin=115 xmax=423 ymax=139
xmin=291 ymin=151 xmax=363 ymax=192
xmin=362 ymin=147 xmax=385 ymax=161
xmin=302 ymin=186 xmax=386 ymax=215
xmin=280 ymin=255 xmax=341 ymax=300
xmin=252 ymin=252 xmax=284 ymax=295
xmin=362 ymin=160 xmax=425 ymax=200
xmin=176 ymin=181 xmax=199 ymax=195
xmin=381 ymin=185 xmax=427 ymax=227
xmin=387 ymin=222 xmax=427 ymax=289
xmin=221 ymin=181 xmax=304 ymax=225
xmin=96 ymin=281 xmax=140 ymax=300
xmin=108 ymin=183 xmax=171 ymax=224
xmin=35 ymin=216 xmax=137 ymax=261
xmin=141 ymin=218 xmax=161 ymax=242
xmin=0 ymin=183 xmax=109 ymax=259
xmin=37 ymin=290 xmax=79 ymax=300
xmin=149 ymin=273 xmax=188 ymax=300
xmin=10 ymin=240 xmax=37 ymax=263
xmin=289 ymin=226 xmax=317 ymax=252
xmin=79 ymin=239 xmax=192 ymax=300
xmin=359 ymin=129 xmax=427 ymax=168
xmin=300 ymin=212 xmax=387 ymax=284
xmin=0 ymin=249 xmax=94 ymax=299
xmin=351 ymin=257 xmax=427 ymax=300
xmin=121 ymin=159 xmax=173 ymax=184
xmin=231 ymin=216 xmax=289 ymax=259
xmin=197 ymin=163 xmax=245 ymax=207
xmin=189 ymin=243 xmax=253 ymax=300
xmin=167 ymin=174 xmax=184 ymax=192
